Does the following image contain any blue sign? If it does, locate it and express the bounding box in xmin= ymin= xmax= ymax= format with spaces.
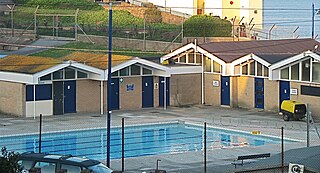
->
xmin=126 ymin=84 xmax=134 ymax=92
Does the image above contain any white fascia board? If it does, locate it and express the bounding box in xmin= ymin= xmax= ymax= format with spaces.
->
xmin=169 ymin=66 xmax=202 ymax=74
xmin=33 ymin=61 xmax=105 ymax=82
xmin=231 ymin=54 xmax=271 ymax=67
xmin=269 ymin=50 xmax=318 ymax=70
xmin=0 ymin=71 xmax=33 ymax=84
xmin=106 ymin=58 xmax=171 ymax=79
xmin=197 ymin=47 xmax=226 ymax=66
xmin=160 ymin=43 xmax=195 ymax=63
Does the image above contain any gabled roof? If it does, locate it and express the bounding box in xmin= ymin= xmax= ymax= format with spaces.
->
xmin=200 ymin=38 xmax=320 ymax=63
xmin=61 ymin=52 xmax=133 ymax=70
xmin=0 ymin=55 xmax=62 ymax=74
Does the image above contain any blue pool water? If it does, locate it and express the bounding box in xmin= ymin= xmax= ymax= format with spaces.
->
xmin=0 ymin=123 xmax=293 ymax=160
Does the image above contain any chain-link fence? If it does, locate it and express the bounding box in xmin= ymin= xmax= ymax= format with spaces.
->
xmin=1 ymin=107 xmax=319 ymax=173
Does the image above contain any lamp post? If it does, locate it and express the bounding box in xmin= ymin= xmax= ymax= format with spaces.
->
xmin=106 ymin=2 xmax=112 ymax=168
xmin=312 ymin=3 xmax=315 ymax=39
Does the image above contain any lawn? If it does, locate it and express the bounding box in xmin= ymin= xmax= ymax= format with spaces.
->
xmin=30 ymin=42 xmax=165 ymax=58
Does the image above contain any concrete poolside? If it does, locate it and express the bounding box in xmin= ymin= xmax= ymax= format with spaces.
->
xmin=0 ymin=105 xmax=319 ymax=172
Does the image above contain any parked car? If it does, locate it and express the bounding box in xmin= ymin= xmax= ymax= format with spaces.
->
xmin=18 ymin=152 xmax=113 ymax=173
xmin=280 ymin=100 xmax=306 ymax=121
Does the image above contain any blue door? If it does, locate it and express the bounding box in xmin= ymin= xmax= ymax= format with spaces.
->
xmin=221 ymin=76 xmax=230 ymax=106
xmin=64 ymin=80 xmax=76 ymax=113
xmin=255 ymin=78 xmax=264 ymax=109
xmin=142 ymin=76 xmax=154 ymax=108
xmin=110 ymin=78 xmax=120 ymax=110
xmin=159 ymin=77 xmax=170 ymax=107
xmin=279 ymin=81 xmax=290 ymax=108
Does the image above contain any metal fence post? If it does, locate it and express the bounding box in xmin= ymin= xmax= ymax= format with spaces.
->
xmin=281 ymin=127 xmax=284 ymax=173
xmin=39 ymin=114 xmax=42 ymax=153
xmin=122 ymin=118 xmax=125 ymax=172
xmin=204 ymin=122 xmax=207 ymax=173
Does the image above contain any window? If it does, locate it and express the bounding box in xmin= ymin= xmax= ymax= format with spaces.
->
xmin=65 ymin=68 xmax=75 ymax=79
xmin=188 ymin=53 xmax=195 ymax=63
xmin=242 ymin=64 xmax=248 ymax=75
xmin=143 ymin=68 xmax=152 ymax=75
xmin=111 ymin=71 xmax=118 ymax=77
xmin=77 ymin=71 xmax=88 ymax=79
xmin=196 ymin=54 xmax=201 ymax=63
xmin=281 ymin=67 xmax=289 ymax=79
xmin=35 ymin=84 xmax=52 ymax=101
xmin=291 ymin=63 xmax=299 ymax=80
xmin=120 ymin=67 xmax=129 ymax=76
xmin=213 ymin=61 xmax=221 ymax=73
xmin=205 ymin=57 xmax=211 ymax=72
xmin=34 ymin=162 xmax=56 ymax=173
xmin=263 ymin=66 xmax=269 ymax=77
xmin=18 ymin=160 xmax=34 ymax=171
xmin=26 ymin=85 xmax=34 ymax=101
xmin=40 ymin=74 xmax=51 ymax=81
xmin=302 ymin=59 xmax=310 ymax=81
xmin=257 ymin=62 xmax=262 ymax=76
xmin=249 ymin=61 xmax=255 ymax=75
xmin=53 ymin=69 xmax=63 ymax=80
xmin=179 ymin=55 xmax=186 ymax=63
xmin=61 ymin=164 xmax=81 ymax=173
xmin=312 ymin=62 xmax=320 ymax=83
xmin=131 ymin=64 xmax=141 ymax=75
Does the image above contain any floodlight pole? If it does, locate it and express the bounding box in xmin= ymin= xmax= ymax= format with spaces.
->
xmin=312 ymin=3 xmax=315 ymax=39
xmin=106 ymin=3 xmax=113 ymax=168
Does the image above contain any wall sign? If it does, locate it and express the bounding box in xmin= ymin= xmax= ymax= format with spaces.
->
xmin=212 ymin=80 xmax=220 ymax=87
xmin=154 ymin=83 xmax=159 ymax=89
xmin=290 ymin=88 xmax=298 ymax=95
xmin=126 ymin=84 xmax=134 ymax=92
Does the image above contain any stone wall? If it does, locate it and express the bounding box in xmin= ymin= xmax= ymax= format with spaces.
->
xmin=76 ymin=80 xmax=101 ymax=113
xmin=119 ymin=76 xmax=143 ymax=110
xmin=204 ymin=73 xmax=221 ymax=106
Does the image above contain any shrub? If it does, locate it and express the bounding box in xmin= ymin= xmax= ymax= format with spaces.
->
xmin=144 ymin=3 xmax=162 ymax=23
xmin=183 ymin=15 xmax=232 ymax=37
xmin=0 ymin=147 xmax=22 ymax=173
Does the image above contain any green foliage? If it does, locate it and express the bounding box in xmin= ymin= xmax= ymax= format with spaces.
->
xmin=0 ymin=147 xmax=22 ymax=173
xmin=13 ymin=0 xmax=103 ymax=11
xmin=31 ymin=42 xmax=164 ymax=58
xmin=144 ymin=4 xmax=162 ymax=23
xmin=183 ymin=15 xmax=232 ymax=37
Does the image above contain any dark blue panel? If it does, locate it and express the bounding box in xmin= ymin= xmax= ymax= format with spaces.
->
xmin=110 ymin=78 xmax=120 ymax=110
xmin=255 ymin=78 xmax=264 ymax=109
xmin=221 ymin=76 xmax=230 ymax=106
xmin=279 ymin=81 xmax=290 ymax=108
xmin=64 ymin=81 xmax=76 ymax=113
xmin=35 ymin=84 xmax=52 ymax=101
xmin=142 ymin=76 xmax=154 ymax=108
xmin=159 ymin=77 xmax=170 ymax=107
xmin=26 ymin=85 xmax=34 ymax=101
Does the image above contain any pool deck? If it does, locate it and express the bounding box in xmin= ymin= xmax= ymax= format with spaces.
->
xmin=1 ymin=105 xmax=319 ymax=172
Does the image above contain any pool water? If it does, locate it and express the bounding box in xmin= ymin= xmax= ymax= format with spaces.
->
xmin=0 ymin=123 xmax=292 ymax=160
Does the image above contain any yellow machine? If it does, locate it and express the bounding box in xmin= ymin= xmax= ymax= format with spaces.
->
xmin=280 ymin=100 xmax=306 ymax=121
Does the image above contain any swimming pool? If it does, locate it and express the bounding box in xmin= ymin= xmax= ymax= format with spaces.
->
xmin=0 ymin=122 xmax=294 ymax=160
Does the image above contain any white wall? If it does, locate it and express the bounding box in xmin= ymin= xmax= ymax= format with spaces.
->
xmin=205 ymin=0 xmax=222 ymax=17
xmin=240 ymin=0 xmax=250 ymax=24
xmin=147 ymin=0 xmax=194 ymax=15
xmin=26 ymin=100 xmax=53 ymax=117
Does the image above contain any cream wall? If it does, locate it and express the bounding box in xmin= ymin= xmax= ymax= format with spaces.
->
xmin=264 ymin=79 xmax=279 ymax=112
xmin=170 ymin=73 xmax=201 ymax=106
xmin=290 ymin=82 xmax=320 ymax=119
xmin=237 ymin=76 xmax=254 ymax=109
xmin=77 ymin=80 xmax=101 ymax=113
xmin=0 ymin=81 xmax=25 ymax=117
xmin=26 ymin=101 xmax=53 ymax=117
xmin=204 ymin=73 xmax=221 ymax=106
xmin=119 ymin=76 xmax=143 ymax=110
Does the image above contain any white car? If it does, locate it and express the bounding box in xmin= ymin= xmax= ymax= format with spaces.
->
xmin=18 ymin=152 xmax=113 ymax=173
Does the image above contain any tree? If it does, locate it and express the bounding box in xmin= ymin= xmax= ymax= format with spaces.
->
xmin=183 ymin=15 xmax=232 ymax=37
xmin=0 ymin=147 xmax=22 ymax=173
xmin=144 ymin=3 xmax=162 ymax=23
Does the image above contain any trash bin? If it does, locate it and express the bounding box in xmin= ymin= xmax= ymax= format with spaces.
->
xmin=280 ymin=100 xmax=306 ymax=121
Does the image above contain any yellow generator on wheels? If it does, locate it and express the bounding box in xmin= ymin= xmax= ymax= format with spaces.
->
xmin=280 ymin=100 xmax=307 ymax=121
